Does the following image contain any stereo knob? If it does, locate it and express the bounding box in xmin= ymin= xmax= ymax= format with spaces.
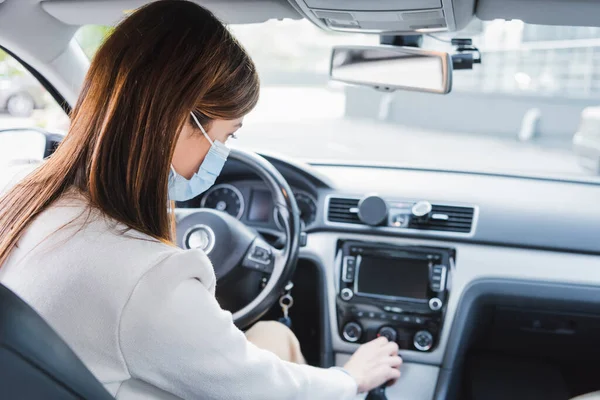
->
xmin=340 ymin=288 xmax=354 ymax=301
xmin=413 ymin=330 xmax=434 ymax=351
xmin=429 ymin=297 xmax=443 ymax=311
xmin=342 ymin=322 xmax=362 ymax=343
xmin=358 ymin=195 xmax=388 ymax=226
xmin=377 ymin=326 xmax=397 ymax=342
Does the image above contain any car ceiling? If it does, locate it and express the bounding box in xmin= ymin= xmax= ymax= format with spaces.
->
xmin=0 ymin=0 xmax=597 ymax=104
xmin=17 ymin=0 xmax=600 ymax=28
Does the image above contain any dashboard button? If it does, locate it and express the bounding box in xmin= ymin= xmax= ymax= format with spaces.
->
xmin=299 ymin=232 xmax=307 ymax=247
xmin=242 ymin=258 xmax=273 ymax=274
xmin=384 ymin=306 xmax=403 ymax=314
xmin=342 ymin=322 xmax=362 ymax=343
xmin=345 ymin=268 xmax=355 ymax=282
xmin=244 ymin=244 xmax=274 ymax=273
xmin=340 ymin=288 xmax=354 ymax=301
xmin=413 ymin=330 xmax=434 ymax=351
xmin=377 ymin=326 xmax=398 ymax=342
xmin=342 ymin=256 xmax=356 ymax=283
xmin=429 ymin=297 xmax=443 ymax=311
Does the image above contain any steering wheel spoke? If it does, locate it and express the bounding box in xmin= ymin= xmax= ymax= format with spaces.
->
xmin=242 ymin=238 xmax=276 ymax=274
xmin=176 ymin=149 xmax=300 ymax=329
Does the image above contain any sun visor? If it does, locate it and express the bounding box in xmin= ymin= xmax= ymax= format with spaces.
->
xmin=40 ymin=0 xmax=301 ymax=26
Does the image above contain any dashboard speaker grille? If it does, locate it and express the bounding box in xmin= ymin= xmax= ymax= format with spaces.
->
xmin=327 ymin=197 xmax=361 ymax=224
xmin=408 ymin=204 xmax=475 ymax=233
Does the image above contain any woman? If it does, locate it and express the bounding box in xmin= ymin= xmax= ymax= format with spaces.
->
xmin=0 ymin=1 xmax=402 ymax=399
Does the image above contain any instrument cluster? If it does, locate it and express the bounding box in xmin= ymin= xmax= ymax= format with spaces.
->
xmin=200 ymin=182 xmax=318 ymax=230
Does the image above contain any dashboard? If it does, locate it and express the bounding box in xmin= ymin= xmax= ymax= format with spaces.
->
xmin=179 ymin=154 xmax=600 ymax=255
xmin=176 ymin=153 xmax=600 ymax=400
xmin=182 ymin=180 xmax=318 ymax=233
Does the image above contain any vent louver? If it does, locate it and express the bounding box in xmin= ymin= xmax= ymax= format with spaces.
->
xmin=408 ymin=204 xmax=475 ymax=233
xmin=327 ymin=197 xmax=361 ymax=224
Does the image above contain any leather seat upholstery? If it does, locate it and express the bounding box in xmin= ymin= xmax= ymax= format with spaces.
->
xmin=0 ymin=283 xmax=113 ymax=399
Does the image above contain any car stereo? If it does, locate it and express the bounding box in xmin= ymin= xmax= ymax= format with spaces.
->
xmin=336 ymin=241 xmax=454 ymax=352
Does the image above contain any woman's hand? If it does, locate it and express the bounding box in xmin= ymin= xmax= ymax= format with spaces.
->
xmin=343 ymin=336 xmax=402 ymax=393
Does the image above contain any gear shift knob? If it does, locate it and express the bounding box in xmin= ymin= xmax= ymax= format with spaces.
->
xmin=365 ymin=384 xmax=388 ymax=400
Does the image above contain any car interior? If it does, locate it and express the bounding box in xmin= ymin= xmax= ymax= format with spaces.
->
xmin=1 ymin=0 xmax=600 ymax=399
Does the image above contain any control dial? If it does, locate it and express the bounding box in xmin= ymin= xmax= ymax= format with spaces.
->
xmin=429 ymin=297 xmax=443 ymax=311
xmin=342 ymin=322 xmax=362 ymax=343
xmin=411 ymin=201 xmax=432 ymax=220
xmin=340 ymin=288 xmax=354 ymax=301
xmin=413 ymin=330 xmax=434 ymax=351
xmin=377 ymin=326 xmax=397 ymax=342
xmin=358 ymin=195 xmax=388 ymax=226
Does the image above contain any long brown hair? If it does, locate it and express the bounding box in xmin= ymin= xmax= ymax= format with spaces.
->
xmin=0 ymin=0 xmax=259 ymax=266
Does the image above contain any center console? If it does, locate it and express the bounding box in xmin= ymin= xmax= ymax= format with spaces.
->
xmin=336 ymin=241 xmax=454 ymax=352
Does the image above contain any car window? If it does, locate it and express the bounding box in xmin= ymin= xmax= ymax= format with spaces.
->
xmin=76 ymin=20 xmax=600 ymax=181
xmin=0 ymin=49 xmax=69 ymax=166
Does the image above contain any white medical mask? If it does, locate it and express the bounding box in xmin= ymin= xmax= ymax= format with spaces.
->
xmin=168 ymin=112 xmax=231 ymax=201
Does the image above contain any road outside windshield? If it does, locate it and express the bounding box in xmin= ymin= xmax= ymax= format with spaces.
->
xmin=6 ymin=19 xmax=600 ymax=181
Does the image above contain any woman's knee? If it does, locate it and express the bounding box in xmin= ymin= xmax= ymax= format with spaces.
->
xmin=246 ymin=320 xmax=305 ymax=364
xmin=247 ymin=320 xmax=297 ymax=347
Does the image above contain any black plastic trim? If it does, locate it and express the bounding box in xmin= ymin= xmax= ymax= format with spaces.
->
xmin=298 ymin=254 xmax=335 ymax=368
xmin=434 ymin=278 xmax=600 ymax=400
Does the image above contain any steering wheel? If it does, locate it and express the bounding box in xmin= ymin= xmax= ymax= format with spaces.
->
xmin=2 ymin=130 xmax=300 ymax=329
xmin=175 ymin=149 xmax=301 ymax=329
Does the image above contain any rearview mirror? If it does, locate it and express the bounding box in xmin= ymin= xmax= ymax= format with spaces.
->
xmin=330 ymin=45 xmax=452 ymax=94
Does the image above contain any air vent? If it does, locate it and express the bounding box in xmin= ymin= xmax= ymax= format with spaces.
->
xmin=327 ymin=197 xmax=361 ymax=224
xmin=408 ymin=204 xmax=475 ymax=233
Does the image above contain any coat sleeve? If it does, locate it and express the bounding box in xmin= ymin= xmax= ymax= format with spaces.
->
xmin=118 ymin=249 xmax=358 ymax=400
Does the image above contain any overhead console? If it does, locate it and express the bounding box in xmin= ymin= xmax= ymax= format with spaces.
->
xmin=336 ymin=240 xmax=454 ymax=352
xmin=287 ymin=0 xmax=476 ymax=34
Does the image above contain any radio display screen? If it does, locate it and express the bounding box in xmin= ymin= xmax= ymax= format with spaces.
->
xmin=356 ymin=256 xmax=429 ymax=300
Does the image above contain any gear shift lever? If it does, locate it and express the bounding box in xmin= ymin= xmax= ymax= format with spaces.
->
xmin=365 ymin=383 xmax=388 ymax=400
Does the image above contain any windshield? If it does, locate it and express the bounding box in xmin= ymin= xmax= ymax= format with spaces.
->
xmin=76 ymin=20 xmax=600 ymax=181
